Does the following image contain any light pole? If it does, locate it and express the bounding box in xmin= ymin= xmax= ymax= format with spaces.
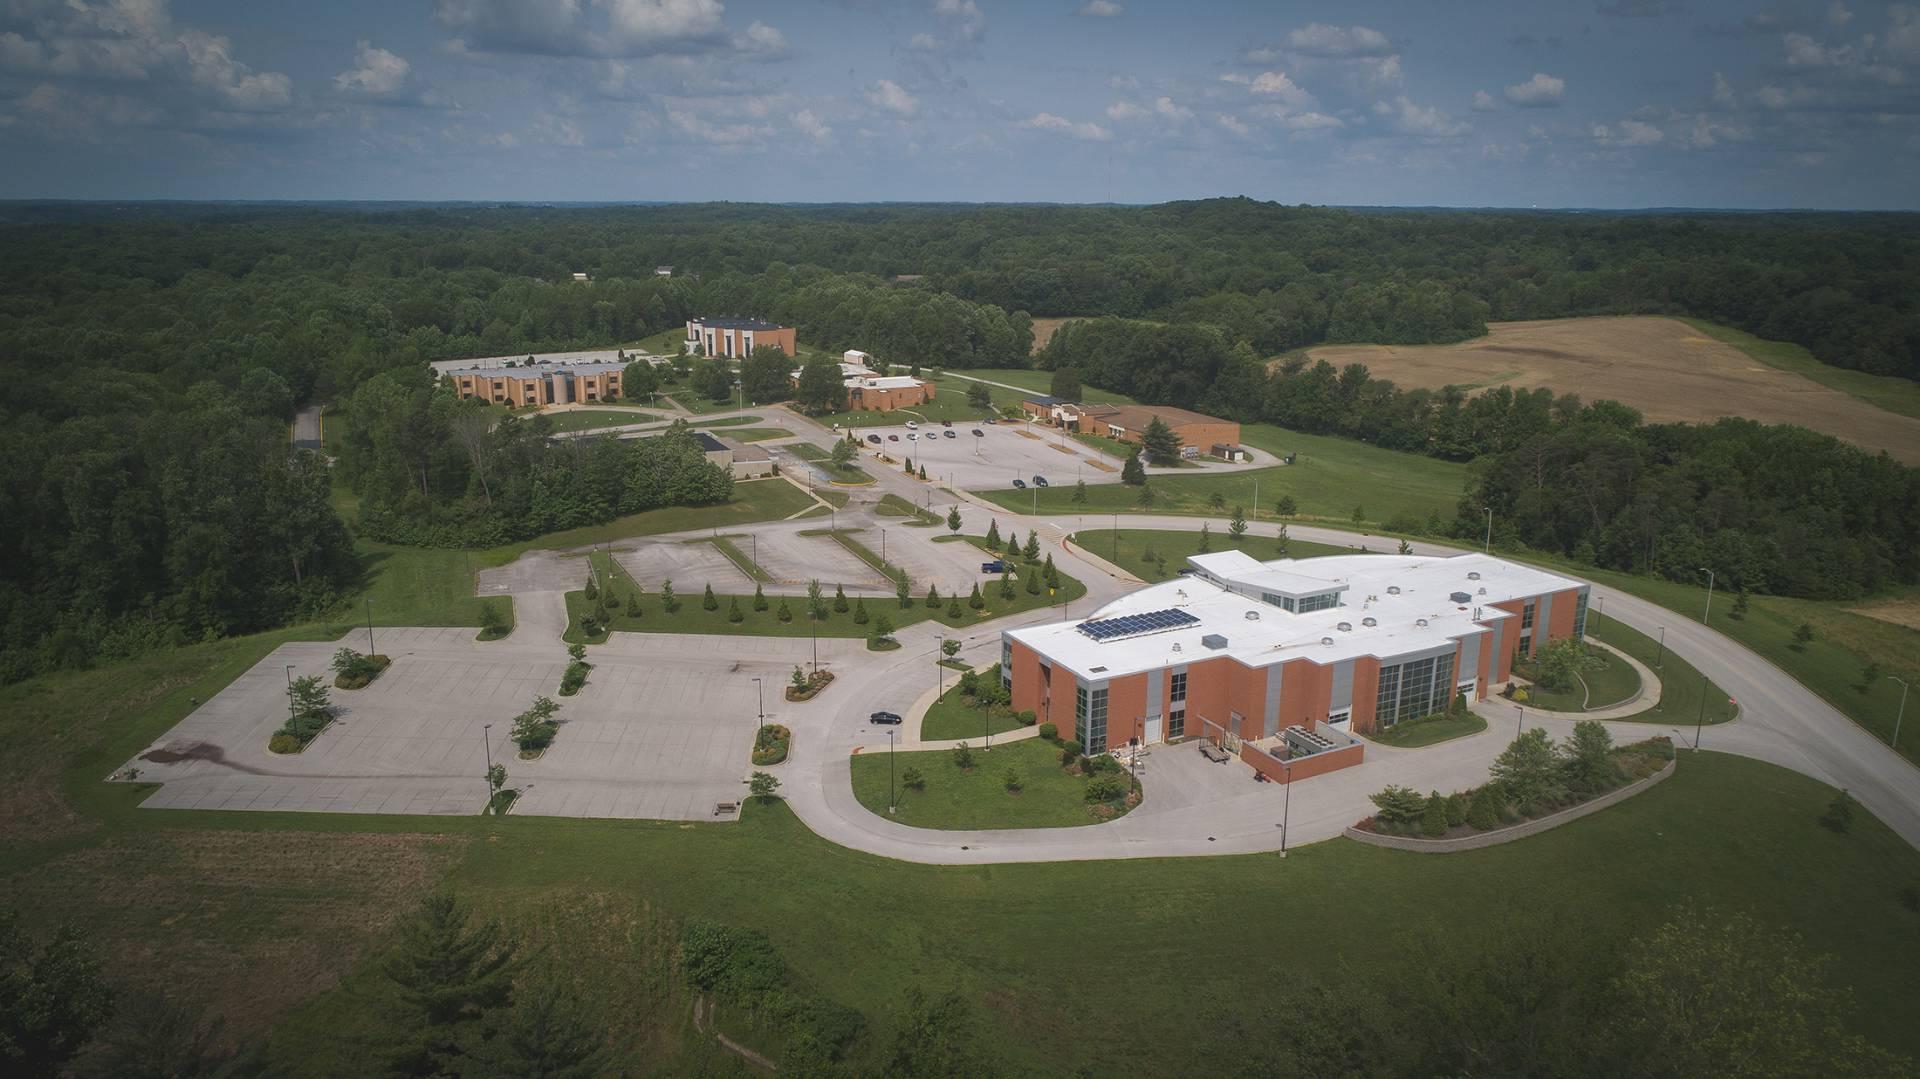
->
xmin=881 ymin=528 xmax=887 ymax=563
xmin=365 ymin=598 xmax=376 ymax=655
xmin=1654 ymin=626 xmax=1666 ymax=669
xmin=1694 ymin=670 xmax=1709 ymax=751
xmin=1890 ymin=675 xmax=1910 ymax=750
xmin=1483 ymin=507 xmax=1492 ymax=553
xmin=483 ymin=723 xmax=493 ymax=772
xmin=284 ymin=664 xmax=296 ymax=727
xmin=1516 ymin=704 xmax=1524 ymax=739
xmin=1112 ymin=514 xmax=1118 ymax=562
xmin=752 ymin=677 xmax=764 ymax=726
xmin=1280 ymin=758 xmax=1293 ymax=857
xmin=1699 ymin=568 xmax=1716 ymax=625
xmin=887 ymin=728 xmax=897 ymax=814
xmin=936 ymin=636 xmax=946 ymax=696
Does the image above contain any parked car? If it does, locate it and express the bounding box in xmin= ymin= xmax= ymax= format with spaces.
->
xmin=907 ymin=433 xmax=918 ymax=441
xmin=1199 ymin=742 xmax=1231 ymax=763
xmin=940 ymin=420 xmax=952 ymax=427
xmin=869 ymin=710 xmax=903 ymax=725
xmin=983 ymin=417 xmax=998 ymax=424
xmin=1012 ymin=478 xmax=1027 ymax=489
xmin=980 ymin=560 xmax=1007 ymax=573
xmin=1032 ymin=475 xmax=1050 ymax=487
xmin=865 ymin=434 xmax=881 ymax=444
xmin=904 ymin=421 xmax=919 ymax=429
xmin=887 ymin=434 xmax=900 ymax=442
xmin=943 ymin=429 xmax=957 ymax=439
xmin=971 ymin=429 xmax=984 ymax=437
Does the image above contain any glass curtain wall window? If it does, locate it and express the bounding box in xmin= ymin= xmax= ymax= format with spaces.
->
xmin=1572 ymin=591 xmax=1589 ymax=640
xmin=1374 ymin=653 xmax=1455 ymax=727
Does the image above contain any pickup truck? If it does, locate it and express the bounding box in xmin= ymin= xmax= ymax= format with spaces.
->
xmin=980 ymin=560 xmax=1008 ymax=574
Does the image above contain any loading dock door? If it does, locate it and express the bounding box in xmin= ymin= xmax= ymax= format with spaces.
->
xmin=1145 ymin=717 xmax=1162 ymax=744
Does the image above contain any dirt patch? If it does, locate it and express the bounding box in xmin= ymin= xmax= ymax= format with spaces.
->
xmin=1 ymin=829 xmax=464 ymax=1039
xmin=1030 ymin=317 xmax=1083 ymax=354
xmin=140 ymin=741 xmax=226 ymax=765
xmin=1847 ymin=598 xmax=1920 ymax=631
xmin=1303 ymin=317 xmax=1920 ymax=464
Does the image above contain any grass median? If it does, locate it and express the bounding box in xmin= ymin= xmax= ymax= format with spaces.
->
xmin=848 ymin=737 xmax=1132 ymax=829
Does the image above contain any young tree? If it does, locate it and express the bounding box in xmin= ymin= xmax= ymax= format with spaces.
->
xmin=1135 ymin=483 xmax=1156 ymax=507
xmin=456 ymin=984 xmax=612 ymax=1079
xmin=381 ymin=894 xmax=519 ymax=1069
xmin=480 ymin=601 xmax=508 ymax=636
xmin=288 ymin=675 xmax=333 ymax=721
xmin=1004 ymin=529 xmax=1021 ymax=558
xmin=884 ymin=988 xmax=993 ymax=1079
xmin=1071 ymin=479 xmax=1087 ymax=503
xmin=1421 ymin=791 xmax=1449 ymax=837
xmin=1198 ymin=521 xmax=1212 ymax=553
xmin=946 ymin=506 xmax=962 ymax=534
xmin=833 ymin=583 xmax=850 ymax=612
xmin=727 ymin=597 xmax=744 ymax=623
xmin=951 ymin=741 xmax=974 ymax=771
xmin=1352 ymin=505 xmax=1366 ymax=524
xmin=966 ymin=380 xmax=992 ymax=408
xmin=1490 ymin=729 xmax=1562 ymax=815
xmin=1465 ymin=784 xmax=1500 ymax=830
xmin=998 ymin=568 xmax=1015 ymax=601
xmin=791 ymin=665 xmax=808 ymax=691
xmin=1023 ymin=532 xmax=1039 ymax=561
xmin=794 ymin=358 xmax=848 ymax=413
xmin=967 ymin=582 xmax=985 ymax=610
xmin=1731 ymin=587 xmax=1751 ymax=620
xmin=870 ymin=613 xmax=895 ymax=646
xmin=1208 ymin=491 xmax=1226 ymax=511
xmin=0 ymin=911 xmax=113 ymax=1076
xmin=1004 ymin=769 xmax=1023 ymax=793
xmin=807 ymin=579 xmax=826 ymax=621
xmin=622 ymin=358 xmax=659 ymax=402
xmin=1561 ymin=719 xmax=1617 ymax=792
xmin=830 ymin=437 xmax=857 ymax=467
xmin=942 ymin=638 xmax=962 ymax=662
xmin=947 ymin=596 xmax=964 ymax=619
xmin=1368 ymin=784 xmax=1427 ymax=827
xmin=1274 ymin=522 xmax=1291 ymax=558
xmin=566 ymin=641 xmax=587 ymax=664
xmin=749 ymin=772 xmax=781 ymax=802
xmin=1121 ymin=450 xmax=1146 ymax=486
xmin=739 ymin=344 xmax=793 ymax=404
xmin=660 ymin=579 xmax=678 ymax=613
xmin=1821 ymin=790 xmax=1856 ymax=834
xmin=776 ymin=598 xmax=793 ymax=623
xmin=1140 ymin=416 xmax=1182 ymax=465
xmin=752 ymin=582 xmax=769 ymax=611
xmin=1229 ymin=505 xmax=1247 ymax=542
xmin=1042 ymin=552 xmax=1057 ymax=587
xmin=985 ymin=519 xmax=1001 ymax=550
xmin=918 ymin=464 xmax=927 ymax=480
xmin=925 ymin=585 xmax=941 ymax=609
xmin=896 ymin=575 xmax=912 ymax=609
xmin=1792 ymin=621 xmax=1815 ymax=651
xmin=1024 ymin=567 xmax=1042 ymax=595
xmin=853 ymin=596 xmax=869 ymax=624
xmin=486 ymin=762 xmax=507 ymax=797
xmin=902 ymin=765 xmax=925 ymax=790
xmin=904 ymin=456 xmax=915 ymax=474
xmin=1275 ymin=494 xmax=1298 ymax=517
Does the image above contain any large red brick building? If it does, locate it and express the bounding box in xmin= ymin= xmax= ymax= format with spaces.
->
xmin=1001 ymin=551 xmax=1587 ymax=782
xmin=445 ymin=358 xmax=624 ymax=407
xmin=1020 ymin=399 xmax=1241 ymax=459
xmin=686 ymin=317 xmax=797 ymax=359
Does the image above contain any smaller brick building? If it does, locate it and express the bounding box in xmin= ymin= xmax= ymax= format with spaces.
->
xmin=794 ymin=359 xmax=937 ymax=412
xmin=445 ymin=358 xmax=623 ymax=407
xmin=686 ymin=317 xmax=797 ymax=359
xmin=1020 ymin=399 xmax=1239 ymax=459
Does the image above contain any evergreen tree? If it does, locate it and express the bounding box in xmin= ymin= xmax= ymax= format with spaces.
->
xmin=1023 ymin=532 xmax=1040 ymax=561
xmin=776 ymin=599 xmax=792 ymax=623
xmin=853 ymin=596 xmax=870 ymax=625
xmin=1275 ymin=495 xmax=1298 ymax=517
xmin=1004 ymin=529 xmax=1021 ymax=558
xmin=455 ymin=985 xmax=612 ymax=1079
xmin=833 ymin=583 xmax=850 ymax=612
xmin=1229 ymin=505 xmax=1247 ymax=541
xmin=701 ymin=583 xmax=718 ymax=611
xmin=1465 ymin=784 xmax=1500 ymax=830
xmin=1140 ymin=417 xmax=1182 ymax=464
xmin=904 ymin=456 xmax=915 ymax=474
xmin=947 ymin=506 xmax=962 ymax=534
xmin=582 ymin=574 xmax=598 ymax=601
xmin=1490 ymin=729 xmax=1562 ymax=815
xmin=752 ymin=583 xmax=768 ymax=611
xmin=1421 ymin=791 xmax=1449 ymax=837
xmin=727 ymin=597 xmax=743 ymax=623
xmin=1198 ymin=522 xmax=1212 ymax=553
xmin=0 ymin=911 xmax=113 ymax=1076
xmin=985 ymin=519 xmax=1001 ymax=550
xmin=999 ymin=568 xmax=1015 ymax=601
xmin=968 ymin=583 xmax=985 ymax=610
xmin=1792 ymin=621 xmax=1815 ymax=651
xmin=1352 ymin=505 xmax=1366 ymax=524
xmin=1121 ymin=451 xmax=1146 ymax=486
xmin=1275 ymin=523 xmax=1291 ymax=558
xmin=381 ymin=895 xmax=519 ymax=1072
xmin=660 ymin=579 xmax=678 ymax=613
xmin=1731 ymin=588 xmax=1750 ymax=620
xmin=625 ymin=591 xmax=641 ymax=618
xmin=918 ymin=464 xmax=927 ymax=480
xmin=1042 ymin=552 xmax=1057 ymax=587
xmin=925 ymin=585 xmax=941 ymax=609
xmin=1072 ymin=479 xmax=1087 ymax=503
xmin=947 ymin=596 xmax=963 ymax=619
xmin=1024 ymin=568 xmax=1042 ymax=595
xmin=896 ymin=576 xmax=912 ymax=609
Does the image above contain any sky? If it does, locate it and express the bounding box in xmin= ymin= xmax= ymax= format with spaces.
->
xmin=2 ymin=1 xmax=1918 ymax=208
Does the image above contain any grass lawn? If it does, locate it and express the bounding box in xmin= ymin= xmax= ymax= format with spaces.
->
xmin=1680 ymin=318 xmax=1920 ymax=422
xmin=1521 ymin=646 xmax=1642 ymax=712
xmin=920 ymin=677 xmax=1028 ymax=741
xmin=876 ymin=493 xmax=939 ymax=525
xmin=1365 ymin=712 xmax=1488 ymax=748
xmin=980 ymin=421 xmax=1468 ymax=527
xmin=786 ymin=442 xmax=875 ymax=484
xmin=1578 ymin=616 xmax=1736 ymax=729
xmin=1071 ymin=527 xmax=1361 ymax=581
xmin=663 ymin=391 xmax=756 ymax=415
xmin=951 ymin=368 xmax=1138 ymax=405
xmin=724 ymin=426 xmax=792 ymax=443
xmin=813 ymin=375 xmax=1003 ymax=429
xmin=3 ymin=618 xmax=1919 ymax=1075
xmin=569 ymin=546 xmax=1088 ymax=643
xmin=849 ymin=738 xmax=1131 ymax=829
xmin=534 ymin=408 xmax=665 ymax=433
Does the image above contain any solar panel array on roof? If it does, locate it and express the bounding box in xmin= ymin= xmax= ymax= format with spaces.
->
xmin=1076 ymin=608 xmax=1201 ymax=642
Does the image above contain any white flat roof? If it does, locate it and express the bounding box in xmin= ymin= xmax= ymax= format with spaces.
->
xmin=850 ymin=375 xmax=924 ymax=390
xmin=1007 ymin=552 xmax=1584 ymax=680
xmin=431 ymin=349 xmax=649 ymax=377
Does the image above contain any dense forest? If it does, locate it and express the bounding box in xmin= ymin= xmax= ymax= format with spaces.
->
xmin=1 ymin=199 xmax=1916 ymax=679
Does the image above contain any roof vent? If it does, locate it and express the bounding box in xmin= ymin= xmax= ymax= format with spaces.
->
xmin=1171 ymin=643 xmax=1182 ymax=652
xmin=1467 ymin=571 xmax=1482 ymax=580
xmin=1090 ymin=666 xmax=1108 ymax=673
xmin=1245 ymin=610 xmax=1262 ymax=621
xmin=1478 ymin=587 xmax=1487 ymax=595
xmin=1201 ymin=633 xmax=1229 ymax=650
xmin=1336 ymin=621 xmax=1353 ymax=632
xmin=1321 ymin=636 xmax=1335 ymax=646
xmin=1416 ymin=618 xmax=1429 ymax=627
xmin=1386 ymin=585 xmax=1401 ymax=595
xmin=1450 ymin=591 xmax=1472 ymax=604
xmin=1361 ymin=616 xmax=1378 ymax=627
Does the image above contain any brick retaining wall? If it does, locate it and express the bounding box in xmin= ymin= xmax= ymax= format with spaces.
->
xmin=1342 ymin=758 xmax=1676 ymax=853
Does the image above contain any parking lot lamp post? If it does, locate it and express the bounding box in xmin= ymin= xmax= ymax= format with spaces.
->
xmin=284 ymin=664 xmax=295 ymax=726
xmin=1699 ymin=568 xmax=1716 ymax=625
xmin=1654 ymin=626 xmax=1666 ymax=669
xmin=936 ymin=637 xmax=945 ymax=696
xmin=1694 ymin=671 xmax=1710 ymax=751
xmin=880 ymin=528 xmax=887 ymax=563
xmin=752 ymin=677 xmax=764 ymax=726
xmin=365 ymin=598 xmax=375 ymax=655
xmin=1280 ymin=758 xmax=1293 ymax=858
xmin=482 ymin=723 xmax=494 ymax=805
xmin=1890 ymin=676 xmax=1910 ymax=750
xmin=1516 ymin=704 xmax=1524 ymax=740
xmin=888 ymin=729 xmax=897 ymax=814
xmin=1483 ymin=507 xmax=1492 ymax=553
xmin=1112 ymin=515 xmax=1118 ymax=561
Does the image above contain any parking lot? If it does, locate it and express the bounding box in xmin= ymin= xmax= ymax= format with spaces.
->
xmin=121 ymin=629 xmax=848 ymax=821
xmin=857 ymin=419 xmax=1116 ymax=491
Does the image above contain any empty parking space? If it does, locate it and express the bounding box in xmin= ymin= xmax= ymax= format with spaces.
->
xmin=751 ymin=530 xmax=886 ymax=588
xmin=614 ymin=539 xmax=753 ymax=593
xmin=860 ymin=422 xmax=1112 ymax=491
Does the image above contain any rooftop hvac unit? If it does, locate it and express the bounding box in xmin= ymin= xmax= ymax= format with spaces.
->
xmin=1387 ymin=585 xmax=1401 ymax=595
xmin=1321 ymin=636 xmax=1335 ymax=646
xmin=1467 ymin=571 xmax=1482 ymax=580
xmin=1361 ymin=617 xmax=1378 ymax=627
xmin=1478 ymin=587 xmax=1487 ymax=595
xmin=1171 ymin=643 xmax=1182 ymax=652
xmin=1336 ymin=621 xmax=1353 ymax=632
xmin=1245 ymin=610 xmax=1261 ymax=620
xmin=1416 ymin=618 xmax=1429 ymax=627
xmin=1450 ymin=591 xmax=1473 ymax=604
xmin=1201 ymin=634 xmax=1229 ymax=650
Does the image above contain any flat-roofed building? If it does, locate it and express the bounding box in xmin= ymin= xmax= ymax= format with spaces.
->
xmin=792 ymin=356 xmax=936 ymax=411
xmin=1000 ymin=551 xmax=1588 ymax=781
xmin=1020 ymin=399 xmax=1240 ymax=459
xmin=685 ymin=316 xmax=797 ymax=359
xmin=443 ymin=355 xmax=625 ymax=407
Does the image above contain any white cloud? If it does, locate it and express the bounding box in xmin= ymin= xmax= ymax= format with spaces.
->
xmin=1372 ymin=95 xmax=1471 ymax=137
xmin=532 ymin=112 xmax=586 ymax=145
xmin=332 ymin=40 xmax=438 ymax=106
xmin=180 ymin=30 xmax=292 ymax=109
xmin=1353 ymin=55 xmax=1403 ymax=89
xmin=792 ymin=108 xmax=831 ymax=142
xmin=1274 ymin=110 xmax=1341 ymax=131
xmin=1711 ymin=71 xmax=1737 ymax=108
xmin=1020 ymin=111 xmax=1111 ymax=140
xmin=668 ymin=107 xmax=773 ymax=144
xmin=1285 ymin=23 xmax=1393 ymax=58
xmin=1077 ymin=1 xmax=1124 ymax=16
xmin=734 ymin=21 xmax=788 ymax=55
xmin=1216 ymin=113 xmax=1250 ymax=137
xmin=1472 ymin=89 xmax=1498 ymax=112
xmin=1888 ymin=6 xmax=1920 ymax=63
xmin=1827 ymin=2 xmax=1853 ymax=28
xmin=1248 ymin=70 xmax=1315 ymax=108
xmin=1616 ymin=119 xmax=1663 ymax=145
xmin=933 ymin=0 xmax=986 ymax=43
xmin=432 ymin=0 xmax=782 ymax=59
xmin=1755 ymin=83 xmax=1821 ymax=109
xmin=1152 ymin=96 xmax=1192 ymax=121
xmin=1105 ymin=100 xmax=1148 ymax=121
xmin=866 ymin=79 xmax=919 ymax=117
xmin=603 ymin=0 xmax=725 ymax=45
xmin=1503 ymin=72 xmax=1565 ymax=107
xmin=908 ymin=32 xmax=938 ymax=51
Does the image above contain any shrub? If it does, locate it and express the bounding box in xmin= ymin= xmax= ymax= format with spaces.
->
xmin=703 ymin=584 xmax=719 ymax=611
xmin=626 ymin=592 xmax=642 ymax=618
xmin=833 ymin=584 xmax=849 ymax=613
xmin=583 ymin=575 xmax=598 ymax=601
xmin=777 ymin=599 xmax=793 ymax=623
xmin=480 ymin=601 xmax=508 ymax=636
xmin=753 ymin=584 xmax=769 ymax=611
xmin=1465 ymin=785 xmax=1499 ymax=830
xmin=268 ymin=733 xmax=302 ymax=754
xmin=852 ymin=597 xmax=869 ymax=625
xmin=1038 ymin=722 xmax=1058 ymax=742
xmin=1084 ymin=774 xmax=1125 ymax=803
xmin=967 ymin=584 xmax=985 ymax=610
xmin=925 ymin=585 xmax=941 ymax=609
xmin=1444 ymin=792 xmax=1468 ymax=828
xmin=947 ymin=597 xmax=963 ymax=619
xmin=1821 ymin=790 xmax=1855 ymax=834
xmin=951 ymin=741 xmax=974 ymax=771
xmin=728 ymin=597 xmax=744 ymax=623
xmin=1017 ymin=709 xmax=1037 ymax=726
xmin=1061 ymin=739 xmax=1083 ymax=756
xmin=1421 ymin=792 xmax=1449 ymax=837
xmin=579 ymin=616 xmax=601 ymax=639
xmin=902 ymin=766 xmax=925 ymax=790
xmin=1060 ymin=747 xmax=1079 ymax=768
xmin=1004 ymin=769 xmax=1022 ymax=793
xmin=1368 ymin=784 xmax=1427 ymax=827
xmin=559 ymin=662 xmax=588 ymax=695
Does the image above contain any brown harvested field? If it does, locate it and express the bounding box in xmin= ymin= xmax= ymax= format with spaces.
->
xmin=1305 ymin=317 xmax=1920 ymax=463
xmin=1849 ymin=598 xmax=1920 ymax=632
xmin=1030 ymin=316 xmax=1079 ymax=354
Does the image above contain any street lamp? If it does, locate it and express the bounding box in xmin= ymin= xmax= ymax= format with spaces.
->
xmin=1654 ymin=626 xmax=1666 ymax=669
xmin=482 ymin=723 xmax=494 ymax=806
xmin=937 ymin=636 xmax=946 ymax=696
xmin=1483 ymin=507 xmax=1493 ymax=554
xmin=1694 ymin=670 xmax=1710 ymax=751
xmin=1280 ymin=757 xmax=1293 ymax=858
xmin=887 ymin=728 xmax=897 ymax=814
xmin=1890 ymin=675 xmax=1910 ymax=750
xmin=284 ymin=664 xmax=296 ymax=727
xmin=1516 ymin=704 xmax=1525 ymax=739
xmin=752 ymin=677 xmax=764 ymax=726
xmin=365 ymin=598 xmax=376 ymax=655
xmin=1699 ymin=567 xmax=1716 ymax=625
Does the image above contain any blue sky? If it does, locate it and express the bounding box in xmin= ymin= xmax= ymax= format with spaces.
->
xmin=2 ymin=1 xmax=1918 ymax=207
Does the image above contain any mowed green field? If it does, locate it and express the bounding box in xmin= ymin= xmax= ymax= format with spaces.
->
xmin=5 ymin=620 xmax=1917 ymax=1079
xmin=982 ymin=423 xmax=1469 ymax=527
xmin=848 ymin=737 xmax=1119 ymax=830
xmin=1071 ymin=526 xmax=1361 ymax=580
xmin=951 ymin=368 xmax=1138 ymax=405
xmin=815 ymin=374 xmax=1007 ymax=428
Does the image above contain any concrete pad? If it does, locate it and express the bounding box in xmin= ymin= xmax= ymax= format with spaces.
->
xmin=751 ymin=530 xmax=885 ymax=589
xmin=613 ymin=539 xmax=752 ymax=594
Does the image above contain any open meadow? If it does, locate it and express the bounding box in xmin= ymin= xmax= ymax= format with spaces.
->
xmin=1305 ymin=317 xmax=1920 ymax=463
